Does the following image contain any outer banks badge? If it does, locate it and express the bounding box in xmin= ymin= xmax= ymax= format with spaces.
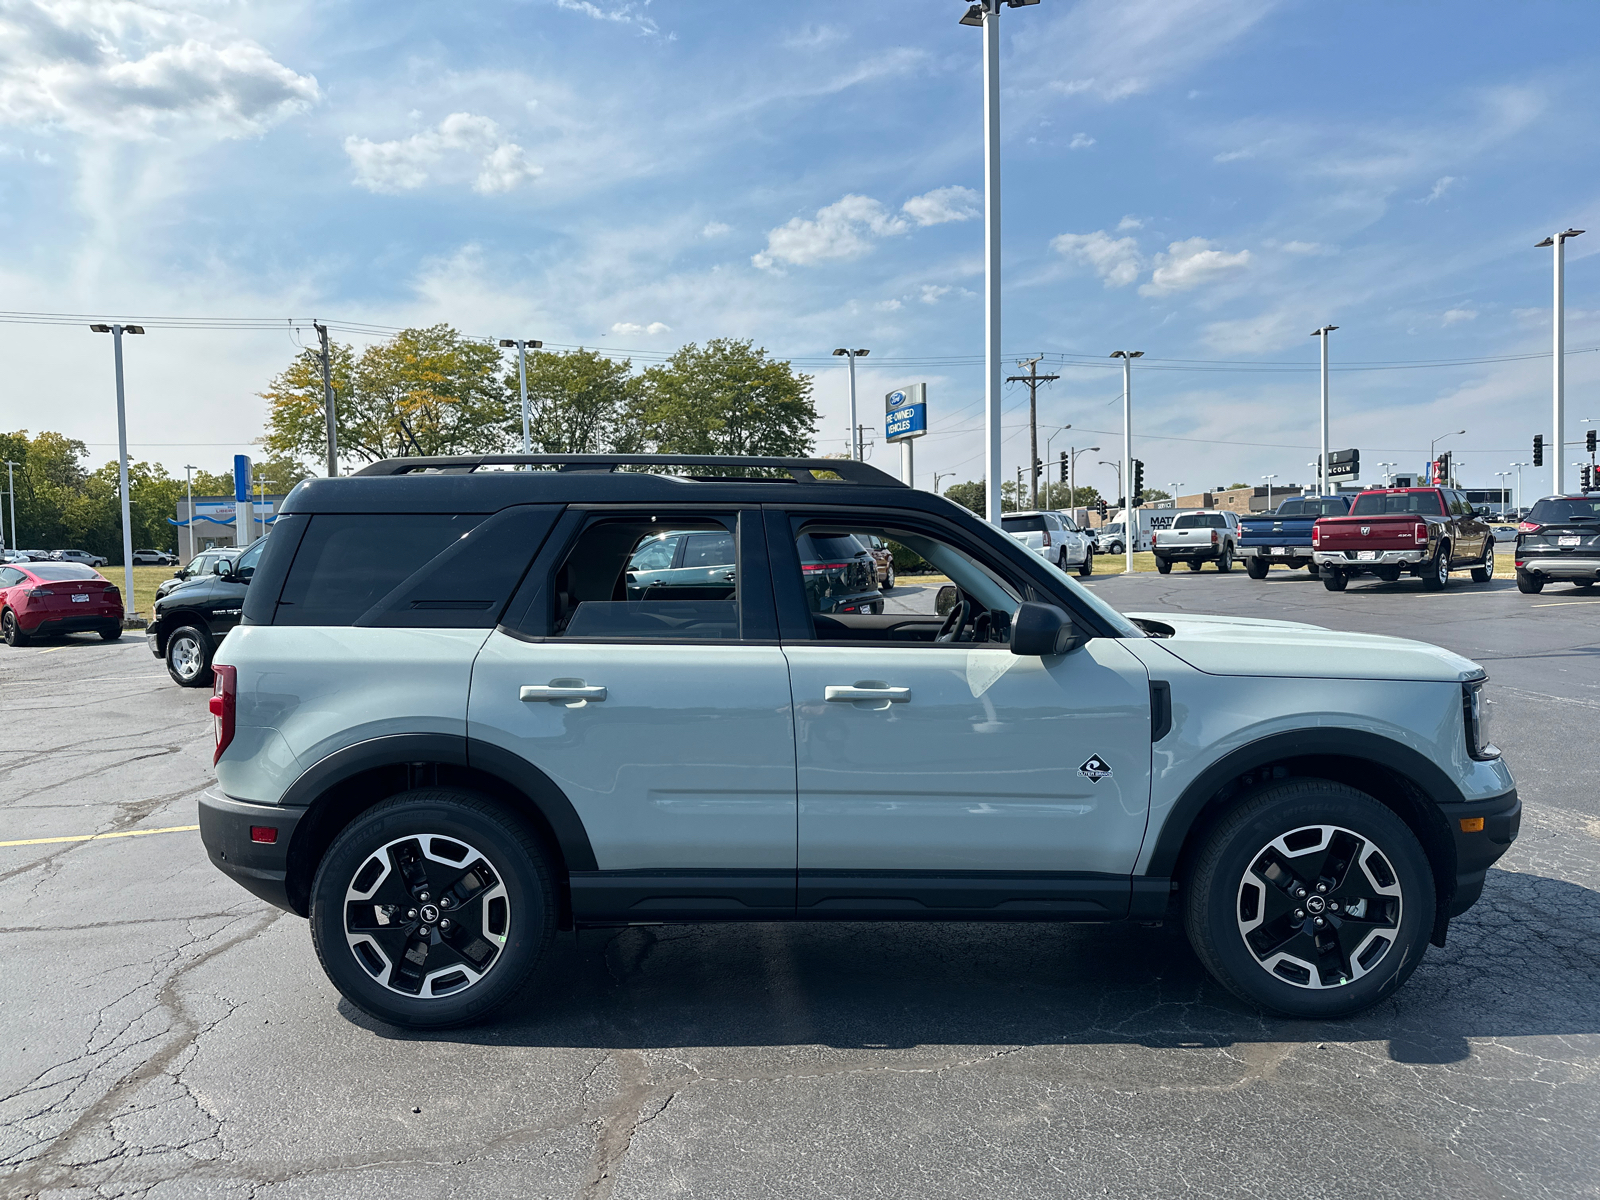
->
xmin=1078 ymin=754 xmax=1113 ymax=783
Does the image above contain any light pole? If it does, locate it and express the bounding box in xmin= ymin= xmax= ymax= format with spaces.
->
xmin=1377 ymin=461 xmax=1396 ymax=487
xmin=499 ymin=338 xmax=543 ymax=454
xmin=1044 ymin=424 xmax=1074 ymax=505
xmin=182 ymin=464 xmax=199 ymax=563
xmin=3 ymin=459 xmax=16 ymax=555
xmin=1310 ymin=324 xmax=1337 ymax=494
xmin=313 ymin=322 xmax=339 ymax=477
xmin=1263 ymin=473 xmax=1278 ymax=513
xmin=1431 ymin=430 xmax=1465 ymax=485
xmin=1167 ymin=484 xmax=1184 ymax=510
xmin=1099 ymin=460 xmax=1122 ymax=499
xmin=1066 ymin=445 xmax=1099 ymax=512
xmin=89 ymin=323 xmax=144 ymax=616
xmin=1110 ymin=350 xmax=1142 ymax=573
xmin=1494 ymin=471 xmax=1512 ymax=517
xmin=958 ymin=0 xmax=1042 ymax=523
xmin=1535 ymin=228 xmax=1583 ymax=495
xmin=832 ymin=348 xmax=870 ymax=460
xmin=1510 ymin=462 xmax=1528 ymax=515
xmin=932 ymin=470 xmax=955 ymax=496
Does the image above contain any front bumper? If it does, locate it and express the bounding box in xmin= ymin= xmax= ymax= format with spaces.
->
xmin=1313 ymin=549 xmax=1426 ymax=568
xmin=1438 ymin=787 xmax=1520 ymax=921
xmin=198 ymin=788 xmax=305 ymax=914
xmin=1516 ymin=556 xmax=1600 ymax=581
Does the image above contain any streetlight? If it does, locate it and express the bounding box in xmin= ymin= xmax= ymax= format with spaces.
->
xmin=932 ymin=470 xmax=955 ymax=496
xmin=1535 ymin=228 xmax=1583 ymax=495
xmin=182 ymin=464 xmax=199 ymax=564
xmin=1494 ymin=471 xmax=1512 ymax=518
xmin=1309 ymin=325 xmax=1337 ymax=494
xmin=1064 ymin=444 xmax=1099 ymax=512
xmin=831 ymin=348 xmax=870 ymax=460
xmin=499 ymin=339 xmax=544 ymax=454
xmin=1262 ymin=472 xmax=1278 ymax=513
xmin=3 ymin=459 xmax=17 ymax=556
xmin=1510 ymin=462 xmax=1528 ymax=516
xmin=1431 ymin=429 xmax=1465 ymax=485
xmin=89 ymin=323 xmax=144 ymax=619
xmin=1099 ymin=460 xmax=1122 ymax=496
xmin=1167 ymin=484 xmax=1184 ymax=510
xmin=957 ymin=0 xmax=1043 ymax=524
xmin=1377 ymin=461 xmax=1396 ymax=487
xmin=1110 ymin=350 xmax=1142 ymax=573
xmin=1043 ymin=424 xmax=1073 ymax=505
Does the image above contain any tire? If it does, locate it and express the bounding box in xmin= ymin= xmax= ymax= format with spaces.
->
xmin=1078 ymin=548 xmax=1093 ymax=578
xmin=1217 ymin=546 xmax=1233 ymax=572
xmin=1420 ymin=545 xmax=1450 ymax=592
xmin=1374 ymin=565 xmax=1401 ymax=583
xmin=1156 ymin=557 xmax=1172 ymax=575
xmin=1246 ymin=557 xmax=1269 ymax=579
xmin=883 ymin=563 xmax=895 ymax=591
xmin=1516 ymin=571 xmax=1544 ymax=595
xmin=1575 ymin=581 xmax=1595 ymax=591
xmin=1187 ymin=559 xmax=1203 ymax=572
xmin=1183 ymin=779 xmax=1435 ymax=1018
xmin=1470 ymin=539 xmax=1495 ymax=583
xmin=1307 ymin=563 xmax=1321 ymax=579
xmin=310 ymin=788 xmax=556 ymax=1029
xmin=165 ymin=624 xmax=213 ymax=687
xmin=1322 ymin=570 xmax=1348 ymax=591
xmin=99 ymin=625 xmax=122 ymax=642
xmin=2 ymin=610 xmax=29 ymax=647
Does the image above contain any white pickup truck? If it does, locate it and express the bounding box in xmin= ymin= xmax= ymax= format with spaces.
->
xmin=1153 ymin=511 xmax=1239 ymax=573
xmin=1001 ymin=510 xmax=1094 ymax=576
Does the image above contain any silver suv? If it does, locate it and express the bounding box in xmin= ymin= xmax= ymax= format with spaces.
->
xmin=199 ymin=455 xmax=1519 ymax=1029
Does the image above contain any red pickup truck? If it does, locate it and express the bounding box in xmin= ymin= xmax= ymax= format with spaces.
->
xmin=1311 ymin=487 xmax=1496 ymax=592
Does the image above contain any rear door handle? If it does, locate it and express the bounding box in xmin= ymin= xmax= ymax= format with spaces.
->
xmin=825 ymin=685 xmax=911 ymax=703
xmin=521 ymin=684 xmax=607 ymax=702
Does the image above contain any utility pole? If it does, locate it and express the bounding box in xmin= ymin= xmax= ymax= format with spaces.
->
xmin=1263 ymin=473 xmax=1277 ymax=513
xmin=1110 ymin=351 xmax=1143 ymax=574
xmin=1536 ymin=229 xmax=1584 ymax=495
xmin=314 ymin=322 xmax=338 ymax=477
xmin=1006 ymin=356 xmax=1059 ymax=509
xmin=3 ymin=460 xmax=16 ymax=554
xmin=90 ymin=323 xmax=143 ymax=616
xmin=1510 ymin=462 xmax=1528 ymax=515
xmin=499 ymin=339 xmax=543 ymax=453
xmin=183 ymin=465 xmax=198 ymax=563
xmin=1310 ymin=325 xmax=1338 ymax=495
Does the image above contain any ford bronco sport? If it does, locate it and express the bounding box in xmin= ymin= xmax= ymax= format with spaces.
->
xmin=199 ymin=455 xmax=1519 ymax=1028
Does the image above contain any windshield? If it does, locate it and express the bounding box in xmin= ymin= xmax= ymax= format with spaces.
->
xmin=1032 ymin=554 xmax=1144 ymax=638
xmin=1001 ymin=515 xmax=1048 ymax=533
xmin=1351 ymin=491 xmax=1444 ymax=516
xmin=1528 ymin=497 xmax=1600 ymax=524
xmin=27 ymin=564 xmax=103 ymax=581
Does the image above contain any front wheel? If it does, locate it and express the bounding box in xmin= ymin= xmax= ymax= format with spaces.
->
xmin=1515 ymin=571 xmax=1543 ymax=594
xmin=1470 ymin=539 xmax=1495 ymax=583
xmin=164 ymin=625 xmax=213 ymax=687
xmin=1322 ymin=570 xmax=1348 ymax=591
xmin=1078 ymin=548 xmax=1093 ymax=578
xmin=1184 ymin=780 xmax=1435 ymax=1018
xmin=1246 ymin=557 xmax=1269 ymax=579
xmin=1156 ymin=557 xmax=1172 ymax=575
xmin=311 ymin=789 xmax=556 ymax=1029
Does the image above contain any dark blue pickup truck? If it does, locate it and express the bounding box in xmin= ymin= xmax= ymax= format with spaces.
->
xmin=1238 ymin=495 xmax=1353 ymax=578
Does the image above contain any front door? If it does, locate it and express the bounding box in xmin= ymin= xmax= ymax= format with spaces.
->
xmin=770 ymin=513 xmax=1154 ymax=920
xmin=468 ymin=508 xmax=797 ymax=924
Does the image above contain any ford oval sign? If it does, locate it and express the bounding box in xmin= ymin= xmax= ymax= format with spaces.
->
xmin=888 ymin=390 xmax=908 ymax=409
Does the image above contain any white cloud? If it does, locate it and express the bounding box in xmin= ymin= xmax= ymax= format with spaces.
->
xmin=900 ymin=185 xmax=980 ymax=227
xmin=701 ymin=221 xmax=731 ymax=238
xmin=1200 ymin=310 xmax=1305 ymax=354
xmin=0 ymin=0 xmax=319 ymax=139
xmin=552 ymin=0 xmax=661 ymax=36
xmin=1442 ymin=308 xmax=1477 ymax=325
xmin=874 ymin=298 xmax=903 ymax=311
xmin=1278 ymin=240 xmax=1334 ymax=255
xmin=1069 ymin=132 xmax=1096 ymax=150
xmin=753 ymin=194 xmax=906 ymax=270
xmin=1420 ymin=175 xmax=1457 ymax=203
xmin=1139 ymin=237 xmax=1252 ymax=296
xmin=920 ymin=284 xmax=953 ymax=304
xmin=344 ymin=113 xmax=541 ymax=194
xmin=1116 ymin=215 xmax=1144 ymax=231
xmin=610 ymin=321 xmax=671 ymax=336
xmin=1213 ymin=147 xmax=1254 ymax=162
xmin=1050 ymin=229 xmax=1142 ymax=288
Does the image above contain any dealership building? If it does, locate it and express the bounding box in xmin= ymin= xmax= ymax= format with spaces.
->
xmin=171 ymin=495 xmax=288 ymax=553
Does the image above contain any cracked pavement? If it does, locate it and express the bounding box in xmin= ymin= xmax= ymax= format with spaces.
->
xmin=2 ymin=572 xmax=1597 ymax=1198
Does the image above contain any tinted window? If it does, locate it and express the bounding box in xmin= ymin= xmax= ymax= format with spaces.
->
xmin=552 ymin=517 xmax=738 ymax=641
xmin=1001 ymin=516 xmax=1048 ymax=533
xmin=26 ymin=564 xmax=102 ymax=581
xmin=0 ymin=568 xmax=22 ymax=587
xmin=1528 ymin=497 xmax=1600 ymax=524
xmin=627 ymin=534 xmax=679 ymax=573
xmin=798 ymin=533 xmax=868 ymax=562
xmin=679 ymin=532 xmax=734 ymax=568
xmin=1173 ymin=514 xmax=1225 ymax=529
xmin=1350 ymin=492 xmax=1444 ymax=517
xmin=274 ymin=514 xmax=485 ymax=625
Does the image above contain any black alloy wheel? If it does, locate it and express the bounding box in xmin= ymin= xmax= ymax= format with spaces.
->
xmin=1322 ymin=569 xmax=1348 ymax=591
xmin=1184 ymin=780 xmax=1434 ymax=1018
xmin=1516 ymin=570 xmax=1544 ymax=595
xmin=1421 ymin=544 xmax=1451 ymax=592
xmin=310 ymin=789 xmax=555 ymax=1029
xmin=2 ymin=610 xmax=29 ymax=647
xmin=1471 ymin=539 xmax=1495 ymax=583
xmin=1078 ymin=548 xmax=1093 ymax=578
xmin=1246 ymin=557 xmax=1269 ymax=579
xmin=164 ymin=625 xmax=213 ymax=687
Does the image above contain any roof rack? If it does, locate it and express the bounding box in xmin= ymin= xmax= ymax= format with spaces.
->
xmin=352 ymin=454 xmax=907 ymax=486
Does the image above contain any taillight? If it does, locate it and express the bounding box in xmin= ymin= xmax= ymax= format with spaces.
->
xmin=1151 ymin=532 xmax=1158 ymax=546
xmin=1414 ymin=523 xmax=1428 ymax=545
xmin=1518 ymin=521 xmax=1540 ymax=533
xmin=25 ymin=588 xmax=49 ymax=597
xmin=210 ymin=664 xmax=236 ymax=764
xmin=1312 ymin=525 xmax=1321 ymax=546
xmin=1211 ymin=530 xmax=1219 ymax=545
xmin=1042 ymin=531 xmax=1051 ymax=547
xmin=801 ymin=562 xmax=851 ymax=575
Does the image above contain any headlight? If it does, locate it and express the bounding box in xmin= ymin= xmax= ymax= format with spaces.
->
xmin=1463 ymin=678 xmax=1499 ymax=761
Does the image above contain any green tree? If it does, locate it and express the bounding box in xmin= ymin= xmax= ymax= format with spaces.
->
xmin=510 ymin=348 xmax=644 ymax=454
xmin=941 ymin=480 xmax=1018 ymax=515
xmin=634 ymin=339 xmax=816 ymax=458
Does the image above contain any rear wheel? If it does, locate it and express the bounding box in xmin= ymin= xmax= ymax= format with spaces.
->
xmin=1184 ymin=780 xmax=1435 ymax=1018
xmin=1322 ymin=570 xmax=1348 ymax=592
xmin=310 ymin=788 xmax=555 ymax=1029
xmin=1156 ymin=557 xmax=1172 ymax=575
xmin=165 ymin=624 xmax=213 ymax=687
xmin=1187 ymin=559 xmax=1203 ymax=572
xmin=1421 ymin=545 xmax=1451 ymax=592
xmin=1078 ymin=548 xmax=1093 ymax=577
xmin=1516 ymin=571 xmax=1544 ymax=594
xmin=99 ymin=625 xmax=122 ymax=642
xmin=1246 ymin=557 xmax=1269 ymax=579
xmin=1470 ymin=539 xmax=1495 ymax=583
xmin=1217 ymin=546 xmax=1233 ymax=572
xmin=2 ymin=610 xmax=29 ymax=647
xmin=1306 ymin=563 xmax=1321 ymax=579
xmin=883 ymin=563 xmax=895 ymax=591
xmin=1374 ymin=565 xmax=1401 ymax=583
xmin=1575 ymin=581 xmax=1595 ymax=591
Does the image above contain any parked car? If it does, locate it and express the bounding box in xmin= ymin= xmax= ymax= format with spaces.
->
xmin=14 ymin=550 xmax=53 ymax=562
xmin=146 ymin=538 xmax=266 ymax=686
xmin=622 ymin=527 xmax=736 ymax=599
xmin=197 ymin=452 xmax=1517 ymax=1030
xmin=1312 ymin=487 xmax=1494 ymax=592
xmin=132 ymin=548 xmax=178 ymax=566
xmin=862 ymin=534 xmax=897 ymax=590
xmin=1002 ymin=511 xmax=1094 ymax=577
xmin=156 ymin=548 xmax=242 ymax=600
xmin=0 ymin=561 xmax=123 ymax=645
xmin=1153 ymin=511 xmax=1239 ymax=573
xmin=1238 ymin=495 xmax=1353 ymax=578
xmin=50 ymin=549 xmax=108 ymax=568
xmin=0 ymin=550 xmax=25 ymax=564
xmin=1512 ymin=495 xmax=1600 ymax=594
xmin=1093 ymin=522 xmax=1126 ymax=555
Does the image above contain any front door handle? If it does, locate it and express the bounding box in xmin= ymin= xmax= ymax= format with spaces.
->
xmin=825 ymin=685 xmax=911 ymax=703
xmin=521 ymin=683 xmax=608 ymax=702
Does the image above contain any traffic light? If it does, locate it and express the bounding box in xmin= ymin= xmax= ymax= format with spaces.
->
xmin=1131 ymin=459 xmax=1145 ymax=505
xmin=1588 ymin=428 xmax=1597 ymax=454
xmin=1097 ymin=498 xmax=1108 ymax=519
xmin=1584 ymin=464 xmax=1595 ymax=493
xmin=1435 ymin=452 xmax=1450 ymax=486
xmin=1533 ymin=434 xmax=1544 ymax=467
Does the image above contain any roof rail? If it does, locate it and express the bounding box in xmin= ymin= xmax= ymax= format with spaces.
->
xmin=352 ymin=454 xmax=907 ymax=486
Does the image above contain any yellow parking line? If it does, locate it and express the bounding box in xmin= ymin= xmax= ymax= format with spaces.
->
xmin=0 ymin=824 xmax=200 ymax=848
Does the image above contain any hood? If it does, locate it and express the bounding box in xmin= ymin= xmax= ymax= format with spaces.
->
xmin=1124 ymin=611 xmax=1481 ymax=683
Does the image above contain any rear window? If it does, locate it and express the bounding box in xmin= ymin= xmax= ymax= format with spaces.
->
xmin=1001 ymin=515 xmax=1048 ymax=533
xmin=1528 ymin=497 xmax=1600 ymax=524
xmin=1173 ymin=514 xmax=1225 ymax=529
xmin=797 ymin=533 xmax=867 ymax=562
xmin=274 ymin=514 xmax=486 ymax=625
xmin=26 ymin=564 xmax=103 ymax=581
xmin=1350 ymin=491 xmax=1444 ymax=517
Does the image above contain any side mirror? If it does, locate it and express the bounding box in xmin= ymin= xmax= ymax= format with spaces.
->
xmin=215 ymin=560 xmax=234 ymax=579
xmin=1010 ymin=602 xmax=1084 ymax=656
xmin=935 ymin=584 xmax=959 ymax=617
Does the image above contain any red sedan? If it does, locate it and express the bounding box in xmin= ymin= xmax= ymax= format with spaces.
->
xmin=0 ymin=562 xmax=124 ymax=646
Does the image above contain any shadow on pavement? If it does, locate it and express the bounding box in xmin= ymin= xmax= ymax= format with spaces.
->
xmin=343 ymin=867 xmax=1600 ymax=1064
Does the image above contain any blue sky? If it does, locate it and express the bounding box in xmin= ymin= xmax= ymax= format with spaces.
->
xmin=2 ymin=0 xmax=1598 ymax=501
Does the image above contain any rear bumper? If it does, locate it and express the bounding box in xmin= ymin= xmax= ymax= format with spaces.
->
xmin=198 ymin=788 xmax=305 ymax=914
xmin=1516 ymin=556 xmax=1600 ymax=580
xmin=1155 ymin=545 xmax=1221 ymax=561
xmin=24 ymin=612 xmax=123 ymax=634
xmin=1241 ymin=544 xmax=1312 ymax=561
xmin=1313 ymin=549 xmax=1426 ymax=568
xmin=1438 ymin=787 xmax=1520 ymax=920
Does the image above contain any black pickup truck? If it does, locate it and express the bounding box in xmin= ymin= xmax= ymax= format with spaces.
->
xmin=1238 ymin=495 xmax=1352 ymax=578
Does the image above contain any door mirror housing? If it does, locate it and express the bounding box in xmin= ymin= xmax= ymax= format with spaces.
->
xmin=1010 ymin=602 xmax=1085 ymax=656
xmin=215 ymin=559 xmax=234 ymax=579
xmin=934 ymin=584 xmax=959 ymax=617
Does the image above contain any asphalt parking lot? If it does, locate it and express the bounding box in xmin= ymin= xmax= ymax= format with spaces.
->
xmin=2 ymin=570 xmax=1597 ymax=1199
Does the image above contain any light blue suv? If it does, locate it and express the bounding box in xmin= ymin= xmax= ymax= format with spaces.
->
xmin=198 ymin=455 xmax=1519 ymax=1029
